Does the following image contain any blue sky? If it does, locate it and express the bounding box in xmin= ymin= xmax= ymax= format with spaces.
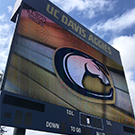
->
xmin=0 ymin=0 xmax=135 ymax=134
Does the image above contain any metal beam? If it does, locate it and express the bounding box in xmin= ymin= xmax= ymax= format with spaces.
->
xmin=13 ymin=128 xmax=26 ymax=135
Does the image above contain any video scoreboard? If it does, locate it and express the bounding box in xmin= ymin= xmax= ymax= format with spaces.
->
xmin=0 ymin=0 xmax=135 ymax=134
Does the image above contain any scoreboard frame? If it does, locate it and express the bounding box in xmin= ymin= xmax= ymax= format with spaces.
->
xmin=0 ymin=0 xmax=135 ymax=134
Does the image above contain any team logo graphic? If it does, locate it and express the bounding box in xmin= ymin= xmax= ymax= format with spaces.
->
xmin=53 ymin=47 xmax=115 ymax=104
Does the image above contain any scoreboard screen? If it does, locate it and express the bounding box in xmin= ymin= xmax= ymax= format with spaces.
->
xmin=1 ymin=0 xmax=135 ymax=134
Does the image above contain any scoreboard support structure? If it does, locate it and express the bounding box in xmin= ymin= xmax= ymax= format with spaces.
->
xmin=13 ymin=128 xmax=26 ymax=135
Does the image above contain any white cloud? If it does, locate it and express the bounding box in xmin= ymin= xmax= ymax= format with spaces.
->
xmin=4 ymin=127 xmax=65 ymax=135
xmin=0 ymin=16 xmax=14 ymax=71
xmin=2 ymin=126 xmax=14 ymax=135
xmin=0 ymin=50 xmax=9 ymax=71
xmin=126 ymin=71 xmax=135 ymax=114
xmin=3 ymin=126 xmax=68 ymax=135
xmin=0 ymin=23 xmax=13 ymax=51
xmin=112 ymin=34 xmax=135 ymax=114
xmin=91 ymin=8 xmax=135 ymax=33
xmin=112 ymin=34 xmax=135 ymax=71
xmin=7 ymin=6 xmax=13 ymax=13
xmin=0 ymin=14 xmax=5 ymax=22
xmin=26 ymin=130 xmax=57 ymax=135
xmin=0 ymin=23 xmax=12 ymax=34
xmin=50 ymin=0 xmax=116 ymax=18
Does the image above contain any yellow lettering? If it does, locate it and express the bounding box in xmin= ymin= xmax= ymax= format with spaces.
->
xmin=88 ymin=34 xmax=93 ymax=43
xmin=61 ymin=15 xmax=68 ymax=25
xmin=82 ymin=29 xmax=86 ymax=38
xmin=79 ymin=27 xmax=82 ymax=35
xmin=68 ymin=20 xmax=74 ymax=30
xmin=108 ymin=47 xmax=112 ymax=55
xmin=46 ymin=4 xmax=54 ymax=15
xmin=74 ymin=23 xmax=80 ymax=32
xmin=88 ymin=34 xmax=112 ymax=55
xmin=105 ymin=44 xmax=107 ymax=52
xmin=101 ymin=42 xmax=105 ymax=50
xmin=94 ymin=37 xmax=98 ymax=46
xmin=98 ymin=40 xmax=102 ymax=48
xmin=54 ymin=10 xmax=59 ymax=19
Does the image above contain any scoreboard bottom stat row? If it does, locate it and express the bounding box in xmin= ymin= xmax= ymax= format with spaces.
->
xmin=0 ymin=91 xmax=135 ymax=135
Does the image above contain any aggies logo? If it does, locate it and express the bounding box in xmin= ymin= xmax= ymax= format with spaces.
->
xmin=53 ymin=47 xmax=115 ymax=104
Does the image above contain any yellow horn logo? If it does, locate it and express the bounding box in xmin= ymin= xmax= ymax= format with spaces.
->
xmin=53 ymin=47 xmax=115 ymax=104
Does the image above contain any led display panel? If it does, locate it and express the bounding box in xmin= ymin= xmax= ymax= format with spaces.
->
xmin=2 ymin=0 xmax=135 ymax=129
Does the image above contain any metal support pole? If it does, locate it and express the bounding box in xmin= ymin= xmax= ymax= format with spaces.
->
xmin=13 ymin=128 xmax=26 ymax=135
